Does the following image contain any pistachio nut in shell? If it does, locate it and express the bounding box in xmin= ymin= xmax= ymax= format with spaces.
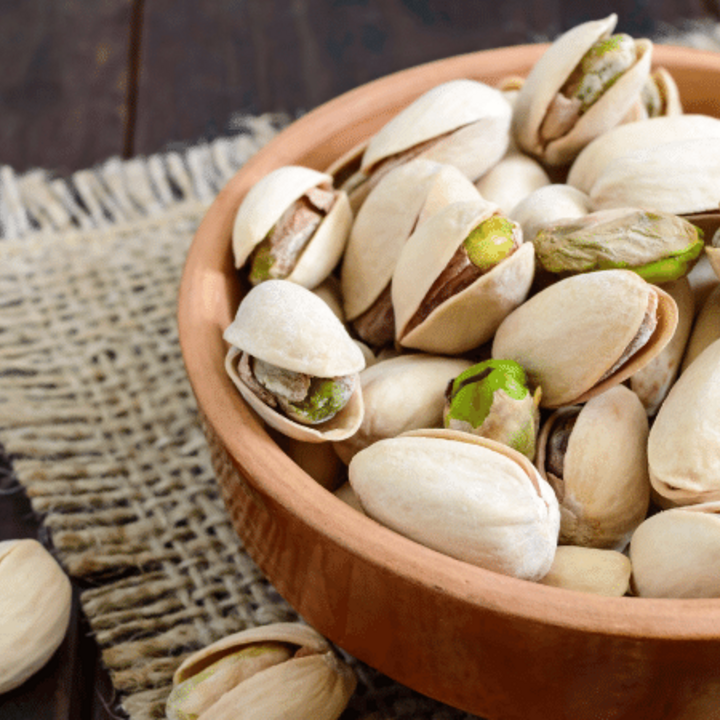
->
xmin=392 ymin=199 xmax=535 ymax=355
xmin=0 ymin=539 xmax=72 ymax=694
xmin=648 ymin=338 xmax=720 ymax=507
xmin=536 ymin=385 xmax=650 ymax=550
xmin=343 ymin=79 xmax=512 ymax=211
xmin=629 ymin=503 xmax=720 ymax=598
xmin=491 ymin=269 xmax=678 ymax=408
xmin=333 ymin=353 xmax=471 ymax=465
xmin=641 ymin=66 xmax=682 ymax=119
xmin=232 ymin=165 xmax=352 ymax=290
xmin=443 ymin=358 xmax=541 ymax=461
xmin=533 ymin=208 xmax=704 ymax=284
xmin=223 ymin=280 xmax=365 ymax=442
xmin=567 ymin=114 xmax=720 ymax=195
xmin=512 ymin=14 xmax=653 ymax=166
xmin=349 ymin=429 xmax=560 ymax=581
xmin=629 ymin=277 xmax=694 ymax=415
xmin=538 ymin=546 xmax=632 ymax=597
xmin=509 ymin=183 xmax=592 ymax=245
xmin=167 ymin=622 xmax=356 ymax=720
xmin=681 ymin=284 xmax=720 ymax=373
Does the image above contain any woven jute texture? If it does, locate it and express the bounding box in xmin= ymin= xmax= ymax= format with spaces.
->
xmin=1 ymin=23 xmax=719 ymax=720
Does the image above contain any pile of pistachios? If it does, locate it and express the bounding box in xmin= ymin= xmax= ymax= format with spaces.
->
xmin=222 ymin=14 xmax=720 ymax=600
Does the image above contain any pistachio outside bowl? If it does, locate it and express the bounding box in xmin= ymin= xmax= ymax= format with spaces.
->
xmin=177 ymin=44 xmax=720 ymax=720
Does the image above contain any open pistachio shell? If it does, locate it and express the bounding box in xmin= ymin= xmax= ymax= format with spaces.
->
xmin=567 ymin=114 xmax=720 ymax=195
xmin=333 ymin=354 xmax=472 ymax=464
xmin=536 ymin=385 xmax=650 ymax=550
xmin=231 ymin=165 xmax=352 ymax=289
xmin=512 ymin=14 xmax=653 ymax=166
xmin=629 ymin=277 xmax=694 ymax=415
xmin=348 ymin=429 xmax=560 ymax=581
xmin=648 ymin=338 xmax=720 ymax=507
xmin=492 ymin=269 xmax=678 ymax=408
xmin=392 ymin=199 xmax=535 ymax=355
xmin=509 ymin=183 xmax=592 ymax=244
xmin=474 ymin=151 xmax=551 ymax=216
xmin=644 ymin=66 xmax=682 ymax=118
xmin=681 ymin=284 xmax=720 ymax=373
xmin=629 ymin=502 xmax=720 ymax=598
xmin=223 ymin=280 xmax=365 ymax=442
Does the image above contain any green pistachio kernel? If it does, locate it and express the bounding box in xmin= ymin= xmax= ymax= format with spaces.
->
xmin=463 ymin=216 xmax=517 ymax=271
xmin=573 ymin=33 xmax=636 ymax=110
xmin=283 ymin=375 xmax=355 ymax=425
xmin=247 ymin=238 xmax=277 ymax=285
xmin=445 ymin=359 xmax=530 ymax=429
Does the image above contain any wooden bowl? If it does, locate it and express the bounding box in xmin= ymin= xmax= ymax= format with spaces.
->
xmin=178 ymin=44 xmax=720 ymax=720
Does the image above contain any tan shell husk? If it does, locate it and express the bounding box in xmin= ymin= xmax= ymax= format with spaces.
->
xmin=538 ymin=545 xmax=632 ymax=597
xmin=0 ymin=539 xmax=72 ymax=694
xmin=361 ymin=79 xmax=512 ymax=174
xmin=170 ymin=622 xmax=356 ymax=720
xmin=648 ymin=338 xmax=720 ymax=507
xmin=512 ymin=14 xmax=653 ymax=166
xmin=509 ymin=183 xmax=592 ymax=244
xmin=629 ymin=277 xmax=694 ymax=415
xmin=333 ymin=353 xmax=472 ymax=464
xmin=491 ymin=269 xmax=678 ymax=408
xmin=681 ymin=284 xmax=720 ymax=373
xmin=392 ymin=199 xmax=535 ymax=355
xmin=348 ymin=428 xmax=560 ymax=581
xmin=588 ymin=137 xmax=720 ymax=216
xmin=536 ymin=385 xmax=650 ymax=550
xmin=567 ymin=114 xmax=720 ymax=195
xmin=474 ymin=151 xmax=551 ymax=216
xmin=340 ymin=159 xmax=479 ymax=321
xmin=629 ymin=502 xmax=720 ymax=598
xmin=231 ymin=166 xmax=351 ymax=289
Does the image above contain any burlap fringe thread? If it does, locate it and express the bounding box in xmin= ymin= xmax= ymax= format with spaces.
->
xmin=1 ymin=22 xmax=719 ymax=720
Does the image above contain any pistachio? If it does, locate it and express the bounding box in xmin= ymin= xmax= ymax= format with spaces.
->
xmin=167 ymin=622 xmax=356 ymax=720
xmin=641 ymin=67 xmax=682 ymax=118
xmin=0 ymin=539 xmax=72 ymax=694
xmin=533 ymin=208 xmax=704 ymax=283
xmin=443 ymin=359 xmax=541 ymax=460
xmin=681 ymin=284 xmax=720 ymax=373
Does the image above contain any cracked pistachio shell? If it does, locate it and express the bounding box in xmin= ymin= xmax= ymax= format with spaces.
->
xmin=629 ymin=277 xmax=694 ymax=415
xmin=492 ymin=269 xmax=678 ymax=408
xmin=567 ymin=114 xmax=720 ymax=195
xmin=681 ymin=284 xmax=720 ymax=373
xmin=168 ymin=622 xmax=356 ymax=720
xmin=223 ymin=280 xmax=365 ymax=442
xmin=512 ymin=14 xmax=653 ymax=166
xmin=533 ymin=208 xmax=705 ymax=283
xmin=629 ymin=502 xmax=720 ymax=598
xmin=340 ymin=159 xmax=479 ymax=321
xmin=643 ymin=66 xmax=682 ymax=118
xmin=392 ymin=199 xmax=535 ymax=355
xmin=0 ymin=539 xmax=72 ymax=694
xmin=648 ymin=338 xmax=720 ymax=507
xmin=509 ymin=184 xmax=592 ymax=244
xmin=538 ymin=546 xmax=632 ymax=597
xmin=474 ymin=151 xmax=551 ymax=216
xmin=348 ymin=429 xmax=560 ymax=581
xmin=333 ymin=354 xmax=472 ymax=464
xmin=536 ymin=385 xmax=650 ymax=550
xmin=231 ymin=165 xmax=352 ymax=289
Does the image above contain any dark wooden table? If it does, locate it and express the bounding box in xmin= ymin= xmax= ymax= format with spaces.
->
xmin=2 ymin=2 xmax=720 ymax=718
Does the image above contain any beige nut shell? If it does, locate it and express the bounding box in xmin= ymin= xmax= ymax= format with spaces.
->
xmin=231 ymin=165 xmax=352 ymax=289
xmin=629 ymin=502 xmax=720 ymax=598
xmin=492 ymin=269 xmax=678 ymax=408
xmin=681 ymin=284 xmax=720 ymax=373
xmin=648 ymin=338 xmax=720 ymax=507
xmin=536 ymin=385 xmax=650 ymax=550
xmin=512 ymin=14 xmax=653 ymax=166
xmin=348 ymin=429 xmax=560 ymax=581
xmin=392 ymin=199 xmax=535 ymax=355
xmin=0 ymin=539 xmax=72 ymax=694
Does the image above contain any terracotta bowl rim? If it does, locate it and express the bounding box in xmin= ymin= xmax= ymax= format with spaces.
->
xmin=178 ymin=42 xmax=720 ymax=642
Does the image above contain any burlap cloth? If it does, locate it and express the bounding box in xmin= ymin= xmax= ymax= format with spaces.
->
xmin=1 ymin=22 xmax=718 ymax=720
